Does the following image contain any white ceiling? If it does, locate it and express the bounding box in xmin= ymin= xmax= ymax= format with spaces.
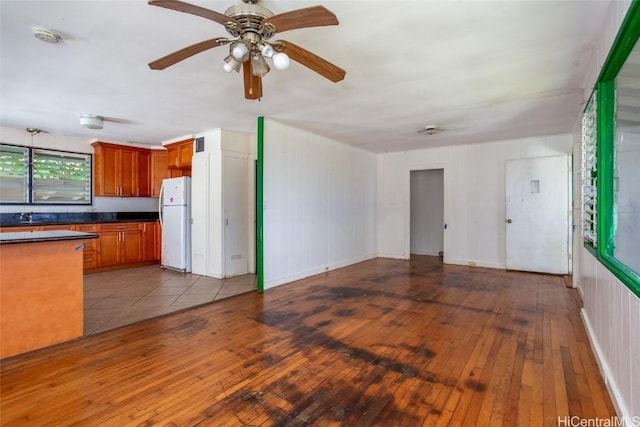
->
xmin=0 ymin=0 xmax=609 ymax=153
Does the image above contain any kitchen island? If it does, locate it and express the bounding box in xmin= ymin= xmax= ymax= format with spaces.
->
xmin=0 ymin=230 xmax=98 ymax=359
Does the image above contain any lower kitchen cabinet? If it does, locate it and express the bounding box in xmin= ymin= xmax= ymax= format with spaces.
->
xmin=141 ymin=221 xmax=157 ymax=261
xmin=76 ymin=224 xmax=98 ymax=269
xmin=155 ymin=220 xmax=162 ymax=261
xmin=98 ymin=223 xmax=143 ymax=267
xmin=1 ymin=221 xmax=159 ymax=271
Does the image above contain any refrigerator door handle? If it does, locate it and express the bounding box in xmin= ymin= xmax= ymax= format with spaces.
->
xmin=158 ymin=181 xmax=165 ymax=228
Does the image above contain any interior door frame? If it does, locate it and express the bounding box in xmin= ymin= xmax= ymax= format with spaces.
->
xmin=504 ymin=155 xmax=572 ymax=274
xmin=406 ymin=164 xmax=448 ymax=262
xmin=409 ymin=168 xmax=445 ymax=257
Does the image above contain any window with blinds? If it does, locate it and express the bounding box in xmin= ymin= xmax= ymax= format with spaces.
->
xmin=0 ymin=144 xmax=91 ymax=205
xmin=581 ymin=93 xmax=597 ymax=247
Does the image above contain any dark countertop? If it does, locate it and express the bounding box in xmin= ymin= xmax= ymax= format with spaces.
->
xmin=0 ymin=211 xmax=159 ymax=228
xmin=0 ymin=230 xmax=99 ymax=245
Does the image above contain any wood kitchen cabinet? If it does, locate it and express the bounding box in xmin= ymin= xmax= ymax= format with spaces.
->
xmin=141 ymin=221 xmax=157 ymax=261
xmin=1 ymin=221 xmax=159 ymax=272
xmin=76 ymin=224 xmax=98 ymax=269
xmin=155 ymin=220 xmax=162 ymax=261
xmin=97 ymin=223 xmax=142 ymax=267
xmin=166 ymin=139 xmax=193 ymax=175
xmin=93 ymin=142 xmax=151 ymax=197
xmin=0 ymin=225 xmax=43 ymax=232
xmin=138 ymin=150 xmax=151 ymax=197
xmin=151 ymin=150 xmax=169 ymax=197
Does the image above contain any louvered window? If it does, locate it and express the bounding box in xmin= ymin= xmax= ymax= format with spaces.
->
xmin=581 ymin=93 xmax=597 ymax=247
xmin=0 ymin=144 xmax=91 ymax=205
xmin=0 ymin=145 xmax=29 ymax=203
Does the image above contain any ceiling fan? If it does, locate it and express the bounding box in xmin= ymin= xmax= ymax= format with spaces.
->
xmin=148 ymin=0 xmax=346 ymax=100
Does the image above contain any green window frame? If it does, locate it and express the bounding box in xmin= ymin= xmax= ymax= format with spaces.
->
xmin=585 ymin=0 xmax=640 ymax=298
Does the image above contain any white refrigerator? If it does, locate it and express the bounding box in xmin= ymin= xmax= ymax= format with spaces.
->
xmin=159 ymin=176 xmax=191 ymax=272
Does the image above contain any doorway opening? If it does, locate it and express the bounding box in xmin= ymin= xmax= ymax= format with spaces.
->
xmin=410 ymin=169 xmax=444 ymax=259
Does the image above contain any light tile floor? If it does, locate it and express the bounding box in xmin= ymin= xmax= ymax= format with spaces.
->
xmin=83 ymin=265 xmax=256 ymax=335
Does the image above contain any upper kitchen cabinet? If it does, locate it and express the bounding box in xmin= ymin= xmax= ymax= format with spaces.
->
xmin=93 ymin=142 xmax=151 ymax=197
xmin=166 ymin=139 xmax=193 ymax=177
xmin=150 ymin=150 xmax=169 ymax=197
xmin=138 ymin=150 xmax=151 ymax=197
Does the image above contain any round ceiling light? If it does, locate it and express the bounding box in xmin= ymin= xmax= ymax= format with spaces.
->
xmin=80 ymin=114 xmax=104 ymax=130
xmin=33 ymin=27 xmax=60 ymax=43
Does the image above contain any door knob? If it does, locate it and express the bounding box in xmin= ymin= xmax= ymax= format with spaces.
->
xmin=506 ymin=219 xmax=512 ymax=223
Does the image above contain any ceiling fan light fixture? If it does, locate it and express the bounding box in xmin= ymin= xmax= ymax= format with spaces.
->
xmin=223 ymin=55 xmax=242 ymax=73
xmin=272 ymin=52 xmax=290 ymax=70
xmin=259 ymin=44 xmax=274 ymax=58
xmin=251 ymin=52 xmax=270 ymax=77
xmin=231 ymin=42 xmax=249 ymax=61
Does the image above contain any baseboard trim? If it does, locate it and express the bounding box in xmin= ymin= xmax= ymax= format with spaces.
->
xmin=264 ymin=254 xmax=377 ymax=290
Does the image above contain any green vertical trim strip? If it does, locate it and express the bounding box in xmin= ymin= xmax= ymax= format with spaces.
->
xmin=256 ymin=116 xmax=264 ymax=292
xmin=596 ymin=80 xmax=615 ymax=257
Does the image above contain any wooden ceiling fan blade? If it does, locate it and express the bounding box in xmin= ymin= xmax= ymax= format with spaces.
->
xmin=149 ymin=37 xmax=229 ymax=70
xmin=277 ymin=40 xmax=345 ymax=83
xmin=243 ymin=60 xmax=263 ymax=100
xmin=263 ymin=6 xmax=338 ymax=34
xmin=148 ymin=0 xmax=239 ymax=26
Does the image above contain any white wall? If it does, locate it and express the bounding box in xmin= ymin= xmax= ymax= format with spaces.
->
xmin=377 ymin=134 xmax=572 ymax=268
xmin=410 ymin=169 xmax=444 ymax=256
xmin=574 ymin=0 xmax=640 ymax=420
xmin=0 ymin=126 xmax=157 ymax=213
xmin=262 ymin=119 xmax=377 ymax=289
xmin=191 ymin=129 xmax=254 ymax=279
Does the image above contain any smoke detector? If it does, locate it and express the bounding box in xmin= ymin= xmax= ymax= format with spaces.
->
xmin=80 ymin=114 xmax=104 ymax=129
xmin=33 ymin=27 xmax=60 ymax=43
xmin=417 ymin=125 xmax=442 ymax=135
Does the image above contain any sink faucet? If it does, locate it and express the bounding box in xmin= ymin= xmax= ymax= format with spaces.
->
xmin=19 ymin=212 xmax=33 ymax=223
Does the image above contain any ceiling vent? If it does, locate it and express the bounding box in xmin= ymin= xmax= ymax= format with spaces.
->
xmin=417 ymin=125 xmax=442 ymax=135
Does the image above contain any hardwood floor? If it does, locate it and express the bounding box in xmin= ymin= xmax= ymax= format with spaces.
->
xmin=0 ymin=256 xmax=615 ymax=425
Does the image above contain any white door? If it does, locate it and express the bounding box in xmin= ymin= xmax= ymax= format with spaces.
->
xmin=505 ymin=155 xmax=569 ymax=274
xmin=223 ymin=155 xmax=249 ymax=277
xmin=190 ymin=154 xmax=209 ymax=276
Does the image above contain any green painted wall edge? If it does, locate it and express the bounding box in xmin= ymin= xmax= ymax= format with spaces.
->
xmin=585 ymin=0 xmax=640 ymax=299
xmin=257 ymin=116 xmax=264 ymax=292
xmin=598 ymin=0 xmax=640 ymax=82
